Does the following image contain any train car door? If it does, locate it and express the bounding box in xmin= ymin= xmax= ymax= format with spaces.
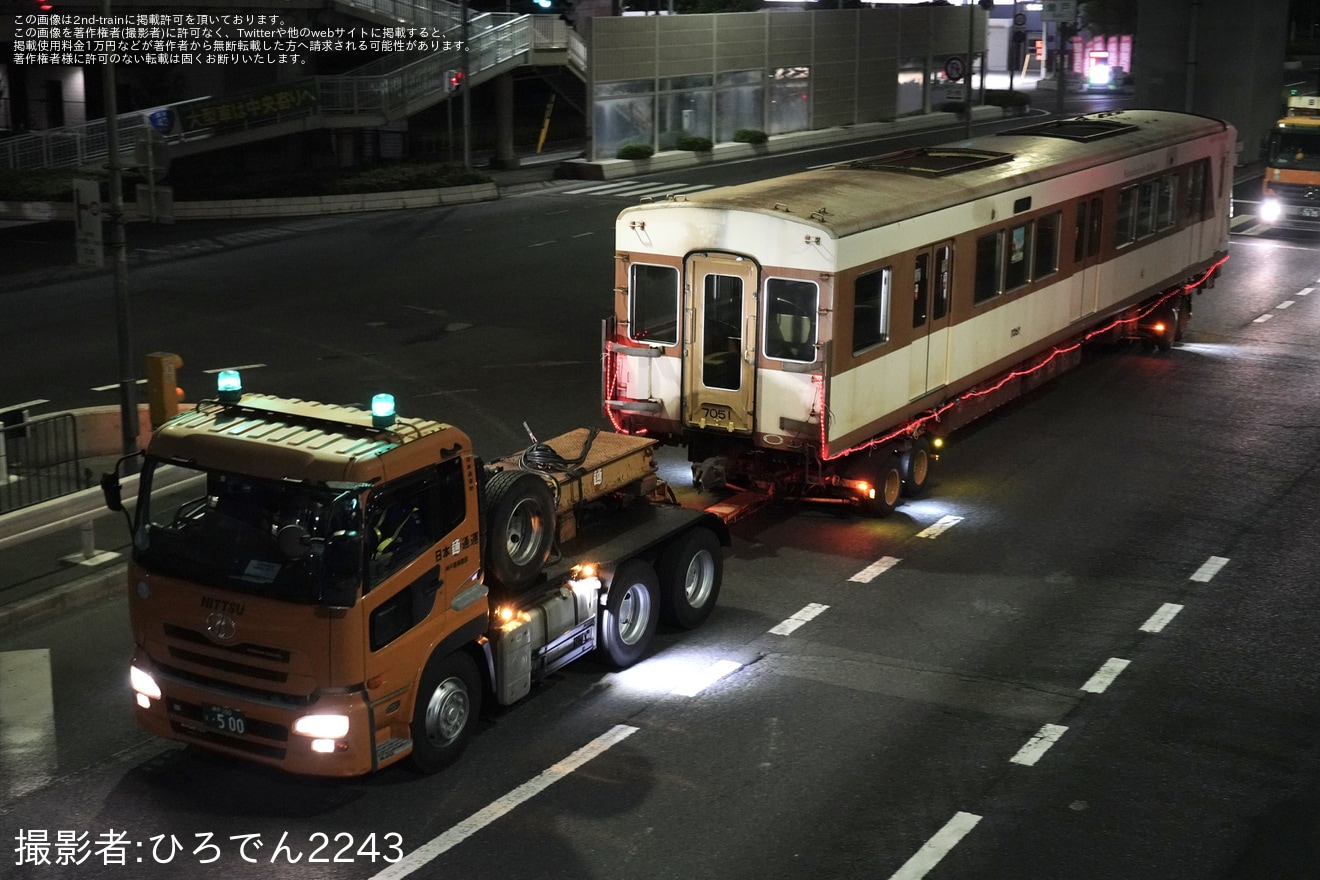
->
xmin=908 ymin=242 xmax=954 ymax=400
xmin=683 ymin=252 xmax=758 ymax=434
xmin=1070 ymin=193 xmax=1104 ymax=320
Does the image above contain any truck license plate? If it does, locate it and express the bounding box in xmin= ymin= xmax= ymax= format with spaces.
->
xmin=203 ymin=705 xmax=247 ymax=735
xmin=1302 ymin=207 xmax=1320 ymax=218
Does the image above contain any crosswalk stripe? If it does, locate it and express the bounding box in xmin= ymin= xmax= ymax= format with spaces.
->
xmin=0 ymin=649 xmax=57 ymax=801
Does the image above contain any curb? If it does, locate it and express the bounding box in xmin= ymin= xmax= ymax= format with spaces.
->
xmin=0 ymin=563 xmax=125 ymax=635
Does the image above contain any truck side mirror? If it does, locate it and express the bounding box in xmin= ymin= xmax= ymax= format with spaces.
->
xmin=101 ymin=472 xmax=123 ymax=512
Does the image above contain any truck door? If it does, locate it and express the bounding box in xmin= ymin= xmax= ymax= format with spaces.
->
xmin=1070 ymin=193 xmax=1104 ymax=320
xmin=683 ymin=252 xmax=758 ymax=434
xmin=908 ymin=242 xmax=954 ymax=400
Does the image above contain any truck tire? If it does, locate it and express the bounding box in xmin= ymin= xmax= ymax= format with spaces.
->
xmin=657 ymin=527 xmax=722 ymax=629
xmin=900 ymin=438 xmax=932 ymax=498
xmin=483 ymin=470 xmax=555 ymax=592
xmin=599 ymin=559 xmax=659 ymax=669
xmin=409 ymin=652 xmax=481 ymax=774
xmin=846 ymin=455 xmax=903 ymax=517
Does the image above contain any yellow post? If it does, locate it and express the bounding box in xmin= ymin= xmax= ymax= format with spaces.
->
xmin=144 ymin=352 xmax=184 ymax=429
xmin=536 ymin=94 xmax=556 ymax=155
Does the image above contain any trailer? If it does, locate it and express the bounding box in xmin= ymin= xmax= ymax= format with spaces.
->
xmin=102 ymin=370 xmax=728 ymax=776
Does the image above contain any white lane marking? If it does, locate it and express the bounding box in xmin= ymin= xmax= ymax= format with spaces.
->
xmin=1190 ymin=556 xmax=1229 ymax=582
xmin=0 ymin=398 xmax=49 ymax=413
xmin=202 ymin=363 xmax=266 ymax=373
xmin=1300 ymin=287 xmax=1314 ymax=295
xmin=1140 ymin=603 xmax=1184 ymax=633
xmin=561 ymin=182 xmax=635 ymax=194
xmin=915 ymin=515 xmax=963 ymax=539
xmin=370 ymin=725 xmax=638 ymax=879
xmin=1278 ymin=301 xmax=1295 ymax=309
xmin=671 ymin=660 xmax=742 ymax=697
xmin=572 ymin=231 xmax=595 ymax=238
xmin=528 ymin=240 xmax=556 ymax=248
xmin=888 ymin=811 xmax=982 ymax=880
xmin=1080 ymin=658 xmax=1130 ymax=694
xmin=768 ymin=603 xmax=829 ymax=636
xmin=849 ymin=556 xmax=902 ymax=583
xmin=1253 ymin=314 xmax=1274 ymax=323
xmin=0 ymin=649 xmax=57 ymax=801
xmin=1010 ymin=723 xmax=1068 ymax=766
xmin=90 ymin=379 xmax=147 ymax=392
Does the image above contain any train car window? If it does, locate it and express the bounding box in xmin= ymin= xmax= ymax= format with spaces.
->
xmin=1033 ymin=211 xmax=1061 ymax=279
xmin=1074 ymin=200 xmax=1088 ymax=263
xmin=1156 ymin=175 xmax=1177 ymax=230
xmin=1116 ymin=186 xmax=1138 ymax=247
xmin=702 ymin=274 xmax=744 ymax=390
xmin=1183 ymin=161 xmax=1207 ymax=223
xmin=1135 ymin=180 xmax=1159 ymax=239
xmin=629 ymin=264 xmax=679 ymax=345
xmin=912 ymin=253 xmax=930 ymax=328
xmin=1004 ymin=221 xmax=1033 ymax=292
xmin=974 ymin=231 xmax=1002 ymax=304
xmin=852 ymin=267 xmax=892 ymax=354
xmin=1087 ymin=197 xmax=1103 ymax=257
xmin=933 ymin=246 xmax=953 ymax=320
xmin=764 ymin=278 xmax=818 ymax=363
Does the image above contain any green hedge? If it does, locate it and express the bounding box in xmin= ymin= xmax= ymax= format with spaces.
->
xmin=733 ymin=129 xmax=768 ymax=145
xmin=675 ymin=134 xmax=713 ymax=152
xmin=616 ymin=143 xmax=655 ymax=160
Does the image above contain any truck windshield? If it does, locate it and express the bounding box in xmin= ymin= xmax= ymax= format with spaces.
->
xmin=1268 ymin=129 xmax=1320 ymax=171
xmin=132 ymin=459 xmax=364 ymax=604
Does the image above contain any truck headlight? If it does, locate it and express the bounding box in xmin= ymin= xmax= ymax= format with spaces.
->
xmin=1261 ymin=198 xmax=1282 ymax=223
xmin=130 ymin=664 xmax=162 ymax=701
xmin=292 ymin=714 xmax=350 ymax=739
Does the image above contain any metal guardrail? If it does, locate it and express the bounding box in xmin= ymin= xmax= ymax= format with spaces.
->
xmin=0 ymin=15 xmax=581 ymax=172
xmin=0 ymin=413 xmax=87 ymax=516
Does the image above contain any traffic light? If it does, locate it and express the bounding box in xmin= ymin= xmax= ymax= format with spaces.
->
xmin=145 ymin=351 xmax=184 ymax=429
xmin=444 ymin=69 xmax=464 ymax=94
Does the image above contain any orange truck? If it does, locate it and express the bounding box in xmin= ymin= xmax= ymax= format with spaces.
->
xmin=1259 ymin=95 xmax=1320 ymax=228
xmin=101 ymin=369 xmax=728 ymax=776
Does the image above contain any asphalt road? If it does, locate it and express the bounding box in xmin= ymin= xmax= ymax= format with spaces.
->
xmin=6 ymin=105 xmax=1320 ymax=880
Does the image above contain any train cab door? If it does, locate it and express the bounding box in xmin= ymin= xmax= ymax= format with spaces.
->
xmin=908 ymin=242 xmax=954 ymax=400
xmin=682 ymin=252 xmax=758 ymax=434
xmin=1070 ymin=193 xmax=1104 ymax=321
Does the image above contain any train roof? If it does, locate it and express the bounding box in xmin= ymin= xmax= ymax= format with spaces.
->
xmin=619 ymin=110 xmax=1231 ymax=238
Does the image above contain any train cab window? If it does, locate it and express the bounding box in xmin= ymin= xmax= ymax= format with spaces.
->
xmin=1156 ymin=175 xmax=1177 ymax=230
xmin=764 ymin=278 xmax=818 ymax=363
xmin=974 ymin=231 xmax=1002 ymax=304
xmin=933 ymin=246 xmax=952 ymax=320
xmin=629 ymin=264 xmax=680 ymax=345
xmin=702 ymin=274 xmax=744 ymax=390
xmin=1004 ymin=221 xmax=1032 ymax=292
xmin=1116 ymin=186 xmax=1138 ymax=247
xmin=1033 ymin=211 xmax=1061 ymax=279
xmin=912 ymin=253 xmax=929 ymax=328
xmin=852 ymin=267 xmax=892 ymax=354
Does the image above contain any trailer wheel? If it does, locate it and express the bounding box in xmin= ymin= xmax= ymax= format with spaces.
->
xmin=658 ymin=527 xmax=723 ymax=629
xmin=483 ymin=470 xmax=555 ymax=592
xmin=409 ymin=652 xmax=481 ymax=774
xmin=850 ymin=455 xmax=902 ymax=517
xmin=900 ymin=439 xmax=932 ymax=498
xmin=599 ymin=559 xmax=659 ymax=668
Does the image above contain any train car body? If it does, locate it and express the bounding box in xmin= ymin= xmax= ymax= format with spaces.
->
xmin=604 ymin=110 xmax=1235 ymax=512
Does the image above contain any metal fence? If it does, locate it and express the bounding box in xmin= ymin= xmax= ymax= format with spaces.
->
xmin=0 ymin=413 xmax=88 ymax=515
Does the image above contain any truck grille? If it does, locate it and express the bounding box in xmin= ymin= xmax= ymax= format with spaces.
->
xmin=1269 ymin=182 xmax=1320 ymax=201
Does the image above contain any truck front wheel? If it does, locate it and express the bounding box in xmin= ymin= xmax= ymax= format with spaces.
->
xmin=658 ymin=528 xmax=722 ymax=629
xmin=409 ymin=652 xmax=481 ymax=774
xmin=599 ymin=560 xmax=659 ymax=668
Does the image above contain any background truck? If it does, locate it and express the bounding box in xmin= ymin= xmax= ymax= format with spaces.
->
xmin=1259 ymin=94 xmax=1320 ymax=228
xmin=102 ymin=369 xmax=728 ymax=777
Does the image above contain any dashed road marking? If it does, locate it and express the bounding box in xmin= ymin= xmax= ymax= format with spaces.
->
xmin=1080 ymin=658 xmax=1130 ymax=694
xmin=915 ymin=515 xmax=963 ymax=539
xmin=1190 ymin=556 xmax=1229 ymax=582
xmin=849 ymin=556 xmax=901 ymax=583
xmin=768 ymin=603 xmax=829 ymax=636
xmin=1140 ymin=603 xmax=1183 ymax=633
xmin=888 ymin=812 xmax=982 ymax=880
xmin=1253 ymin=314 xmax=1274 ymax=323
xmin=1278 ymin=301 xmax=1295 ymax=309
xmin=1010 ymin=723 xmax=1068 ymax=766
xmin=671 ymin=660 xmax=742 ymax=697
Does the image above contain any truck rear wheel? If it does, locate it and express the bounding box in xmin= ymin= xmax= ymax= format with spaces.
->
xmin=599 ymin=559 xmax=659 ymax=668
xmin=900 ymin=438 xmax=932 ymax=498
xmin=484 ymin=470 xmax=555 ymax=592
xmin=846 ymin=455 xmax=903 ymax=517
xmin=409 ymin=652 xmax=481 ymax=774
xmin=658 ymin=528 xmax=722 ymax=629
